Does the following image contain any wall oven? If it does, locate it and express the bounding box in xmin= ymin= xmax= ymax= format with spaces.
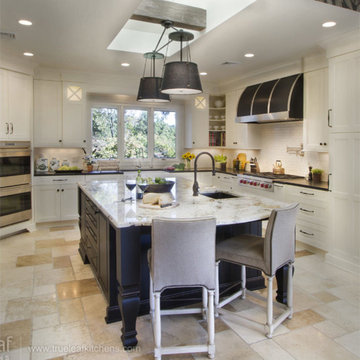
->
xmin=0 ymin=141 xmax=32 ymax=228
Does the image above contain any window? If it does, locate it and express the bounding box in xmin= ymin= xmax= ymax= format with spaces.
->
xmin=90 ymin=105 xmax=178 ymax=161
xmin=91 ymin=107 xmax=118 ymax=159
xmin=124 ymin=109 xmax=148 ymax=159
xmin=154 ymin=110 xmax=176 ymax=159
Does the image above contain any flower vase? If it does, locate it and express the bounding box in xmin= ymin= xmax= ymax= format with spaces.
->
xmin=186 ymin=160 xmax=191 ymax=170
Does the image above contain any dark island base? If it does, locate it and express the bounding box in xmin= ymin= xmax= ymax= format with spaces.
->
xmin=78 ymin=190 xmax=291 ymax=348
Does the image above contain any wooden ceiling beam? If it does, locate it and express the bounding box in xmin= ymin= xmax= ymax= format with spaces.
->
xmin=315 ymin=0 xmax=360 ymax=12
xmin=131 ymin=0 xmax=206 ymax=31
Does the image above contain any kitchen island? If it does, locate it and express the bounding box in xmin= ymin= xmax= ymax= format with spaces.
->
xmin=78 ymin=176 xmax=291 ymax=347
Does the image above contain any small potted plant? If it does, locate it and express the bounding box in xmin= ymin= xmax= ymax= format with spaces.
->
xmin=311 ymin=168 xmax=323 ymax=183
xmin=84 ymin=155 xmax=95 ymax=172
xmin=181 ymin=152 xmax=195 ymax=170
xmin=214 ymin=154 xmax=227 ymax=171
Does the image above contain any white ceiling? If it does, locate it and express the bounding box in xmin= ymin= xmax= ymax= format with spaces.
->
xmin=0 ymin=0 xmax=359 ymax=86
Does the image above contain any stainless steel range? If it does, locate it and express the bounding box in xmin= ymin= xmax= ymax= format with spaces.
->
xmin=237 ymin=172 xmax=303 ymax=192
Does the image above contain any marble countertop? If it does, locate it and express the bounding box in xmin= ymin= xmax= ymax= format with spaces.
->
xmin=79 ymin=177 xmax=289 ymax=229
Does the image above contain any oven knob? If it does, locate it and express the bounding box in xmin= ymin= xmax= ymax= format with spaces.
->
xmin=264 ymin=184 xmax=269 ymax=189
xmin=249 ymin=181 xmax=253 ymax=185
xmin=260 ymin=183 xmax=264 ymax=188
xmin=253 ymin=182 xmax=257 ymax=186
xmin=240 ymin=179 xmax=244 ymax=184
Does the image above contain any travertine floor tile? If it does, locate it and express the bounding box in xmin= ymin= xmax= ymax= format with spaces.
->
xmin=65 ymin=350 xmax=129 ymax=360
xmin=81 ymin=294 xmax=107 ymax=323
xmin=199 ymin=317 xmax=230 ymax=333
xmin=36 ymin=238 xmax=67 ymax=249
xmin=50 ymin=226 xmax=76 ymax=232
xmin=16 ymin=253 xmax=53 ymax=267
xmin=283 ymin=309 xmax=324 ymax=330
xmin=313 ymin=320 xmax=348 ymax=338
xmin=34 ymin=267 xmax=75 ymax=287
xmin=59 ymin=298 xmax=85 ymax=324
xmin=0 ymin=319 xmax=32 ymax=350
xmin=274 ymin=326 xmax=359 ymax=360
xmin=335 ymin=330 xmax=360 ymax=357
xmin=312 ymin=290 xmax=341 ymax=303
xmin=32 ymin=321 xmax=92 ymax=360
xmin=54 ymin=256 xmax=72 ymax=269
xmin=295 ymin=250 xmax=313 ymax=258
xmin=57 ymin=279 xmax=100 ymax=300
xmin=33 ymin=284 xmax=57 ymax=297
xmin=251 ymin=339 xmax=295 ymax=360
xmin=2 ymin=347 xmax=31 ymax=360
xmin=52 ymin=244 xmax=80 ymax=258
xmin=33 ymin=313 xmax=60 ymax=330
xmin=6 ymin=294 xmax=57 ymax=322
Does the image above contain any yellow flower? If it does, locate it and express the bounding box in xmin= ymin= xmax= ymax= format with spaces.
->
xmin=182 ymin=152 xmax=195 ymax=161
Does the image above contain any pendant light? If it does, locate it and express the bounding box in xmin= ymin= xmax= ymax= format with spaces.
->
xmin=161 ymin=29 xmax=202 ymax=95
xmin=137 ymin=51 xmax=170 ymax=102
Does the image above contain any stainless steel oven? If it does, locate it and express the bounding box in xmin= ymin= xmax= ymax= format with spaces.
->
xmin=0 ymin=141 xmax=32 ymax=228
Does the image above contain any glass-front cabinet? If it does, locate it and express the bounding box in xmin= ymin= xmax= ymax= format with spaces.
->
xmin=209 ymin=95 xmax=226 ymax=147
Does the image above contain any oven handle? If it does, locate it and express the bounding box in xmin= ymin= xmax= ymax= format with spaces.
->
xmin=0 ymin=149 xmax=31 ymax=158
xmin=0 ymin=184 xmax=31 ymax=197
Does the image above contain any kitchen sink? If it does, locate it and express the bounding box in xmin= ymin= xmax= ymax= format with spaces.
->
xmin=200 ymin=192 xmax=239 ymax=199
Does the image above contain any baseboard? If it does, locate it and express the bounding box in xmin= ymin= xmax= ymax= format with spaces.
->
xmin=325 ymin=252 xmax=360 ymax=274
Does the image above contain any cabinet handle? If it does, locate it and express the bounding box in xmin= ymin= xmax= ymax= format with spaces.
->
xmin=274 ymin=184 xmax=284 ymax=188
xmin=233 ymin=142 xmax=237 ymax=145
xmin=193 ymin=141 xmax=195 ymax=145
xmin=10 ymin=122 xmax=13 ymax=134
xmin=328 ymin=109 xmax=332 ymax=128
xmin=328 ymin=173 xmax=332 ymax=191
xmin=300 ymin=191 xmax=314 ymax=196
xmin=53 ymin=179 xmax=68 ymax=182
xmin=300 ymin=229 xmax=314 ymax=236
xmin=5 ymin=123 xmax=9 ymax=134
xmin=300 ymin=207 xmax=315 ymax=213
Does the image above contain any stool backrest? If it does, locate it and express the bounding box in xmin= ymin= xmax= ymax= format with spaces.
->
xmin=264 ymin=203 xmax=299 ymax=276
xmin=151 ymin=217 xmax=217 ymax=293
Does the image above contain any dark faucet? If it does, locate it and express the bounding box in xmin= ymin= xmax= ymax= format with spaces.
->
xmin=193 ymin=152 xmax=216 ymax=196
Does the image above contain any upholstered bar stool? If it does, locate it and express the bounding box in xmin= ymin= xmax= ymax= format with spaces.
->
xmin=148 ymin=217 xmax=217 ymax=360
xmin=215 ymin=203 xmax=299 ymax=338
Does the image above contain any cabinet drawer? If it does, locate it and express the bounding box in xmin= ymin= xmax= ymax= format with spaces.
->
xmin=286 ymin=186 xmax=328 ymax=202
xmin=296 ymin=203 xmax=328 ymax=225
xmin=296 ymin=221 xmax=328 ymax=251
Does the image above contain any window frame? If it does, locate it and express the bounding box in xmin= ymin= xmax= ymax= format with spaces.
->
xmin=89 ymin=101 xmax=181 ymax=167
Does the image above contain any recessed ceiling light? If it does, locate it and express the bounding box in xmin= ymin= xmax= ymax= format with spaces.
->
xmin=121 ymin=63 xmax=130 ymax=67
xmin=322 ymin=21 xmax=336 ymax=28
xmin=200 ymin=72 xmax=207 ymax=76
xmin=23 ymin=52 xmax=34 ymax=57
xmin=18 ymin=19 xmax=32 ymax=26
xmin=244 ymin=53 xmax=254 ymax=58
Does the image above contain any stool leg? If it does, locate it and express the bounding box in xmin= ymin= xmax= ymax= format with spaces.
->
xmin=154 ymin=292 xmax=162 ymax=359
xmin=202 ymin=287 xmax=208 ymax=320
xmin=149 ymin=275 xmax=154 ymax=318
xmin=215 ymin=261 xmax=220 ymax=316
xmin=266 ymin=276 xmax=273 ymax=338
xmin=241 ymin=265 xmax=246 ymax=299
xmin=207 ymin=290 xmax=215 ymax=359
xmin=287 ymin=263 xmax=293 ymax=319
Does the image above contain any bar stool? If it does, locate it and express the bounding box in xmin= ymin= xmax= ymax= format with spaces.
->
xmin=215 ymin=203 xmax=299 ymax=338
xmin=148 ymin=217 xmax=217 ymax=360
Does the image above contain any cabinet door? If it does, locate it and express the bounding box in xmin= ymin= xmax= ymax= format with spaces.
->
xmin=34 ymin=185 xmax=61 ymax=222
xmin=0 ymin=69 xmax=9 ymax=139
xmin=303 ymin=68 xmax=329 ymax=152
xmin=185 ymin=95 xmax=208 ymax=148
xmin=329 ymin=50 xmax=360 ymax=133
xmin=98 ymin=213 xmax=108 ymax=296
xmin=7 ymin=71 xmax=32 ymax=141
xmin=62 ymin=83 xmax=87 ymax=147
xmin=226 ymin=89 xmax=261 ymax=149
xmin=34 ymin=80 xmax=62 ymax=146
xmin=60 ymin=183 xmax=79 ymax=220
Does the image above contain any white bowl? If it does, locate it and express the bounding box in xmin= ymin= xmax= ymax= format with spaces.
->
xmin=214 ymin=100 xmax=224 ymax=108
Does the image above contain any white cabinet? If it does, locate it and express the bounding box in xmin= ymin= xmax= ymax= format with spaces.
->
xmin=225 ymin=89 xmax=261 ymax=149
xmin=34 ymin=80 xmax=87 ymax=147
xmin=34 ymin=176 xmax=84 ymax=222
xmin=303 ymin=68 xmax=329 ymax=152
xmin=0 ymin=69 xmax=32 ymax=140
xmin=185 ymin=95 xmax=209 ymax=148
xmin=328 ymin=50 xmax=360 ymax=133
xmin=286 ymin=185 xmax=329 ymax=250
xmin=34 ymin=80 xmax=62 ymax=146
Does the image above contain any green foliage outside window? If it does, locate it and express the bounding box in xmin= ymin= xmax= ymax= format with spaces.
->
xmin=154 ymin=111 xmax=176 ymax=159
xmin=91 ymin=108 xmax=118 ymax=159
xmin=124 ymin=109 xmax=148 ymax=159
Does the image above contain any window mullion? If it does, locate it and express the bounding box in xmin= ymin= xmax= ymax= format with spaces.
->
xmin=148 ymin=108 xmax=154 ymax=162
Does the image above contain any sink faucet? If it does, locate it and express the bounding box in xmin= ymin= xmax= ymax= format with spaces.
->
xmin=193 ymin=152 xmax=216 ymax=196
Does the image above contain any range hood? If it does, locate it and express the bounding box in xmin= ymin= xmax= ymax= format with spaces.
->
xmin=235 ymin=73 xmax=303 ymax=123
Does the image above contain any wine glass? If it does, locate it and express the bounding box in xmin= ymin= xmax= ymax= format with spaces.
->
xmin=125 ymin=180 xmax=136 ymax=201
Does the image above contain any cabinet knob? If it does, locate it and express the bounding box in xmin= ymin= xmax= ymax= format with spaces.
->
xmin=10 ymin=123 xmax=13 ymax=134
xmin=59 ymin=139 xmax=62 ymax=143
xmin=320 ymin=142 xmax=323 ymax=145
xmin=83 ymin=140 xmax=86 ymax=143
xmin=5 ymin=123 xmax=9 ymax=134
xmin=324 ymin=142 xmax=327 ymax=146
xmin=57 ymin=189 xmax=60 ymax=192
xmin=233 ymin=142 xmax=237 ymax=145
xmin=61 ymin=189 xmax=64 ymax=192
xmin=193 ymin=141 xmax=195 ymax=145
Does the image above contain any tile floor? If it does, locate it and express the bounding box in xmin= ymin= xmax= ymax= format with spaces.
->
xmin=0 ymin=223 xmax=359 ymax=360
